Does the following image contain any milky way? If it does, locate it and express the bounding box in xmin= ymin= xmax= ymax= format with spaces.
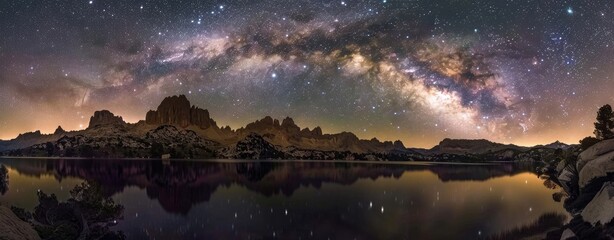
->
xmin=1 ymin=0 xmax=614 ymax=147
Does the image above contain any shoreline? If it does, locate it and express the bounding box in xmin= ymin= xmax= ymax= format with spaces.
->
xmin=0 ymin=156 xmax=520 ymax=166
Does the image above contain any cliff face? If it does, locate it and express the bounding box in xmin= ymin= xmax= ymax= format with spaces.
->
xmin=145 ymin=95 xmax=217 ymax=129
xmin=88 ymin=110 xmax=125 ymax=128
xmin=141 ymin=95 xmax=404 ymax=154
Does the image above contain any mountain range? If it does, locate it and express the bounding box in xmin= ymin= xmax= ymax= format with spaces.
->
xmin=0 ymin=95 xmax=574 ymax=161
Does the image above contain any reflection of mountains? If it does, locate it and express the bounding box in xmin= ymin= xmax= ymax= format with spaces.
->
xmin=0 ymin=159 xmax=534 ymax=214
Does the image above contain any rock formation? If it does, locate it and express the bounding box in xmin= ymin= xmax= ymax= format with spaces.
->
xmin=53 ymin=126 xmax=66 ymax=135
xmin=234 ymin=116 xmax=403 ymax=153
xmin=0 ymin=94 xmax=560 ymax=161
xmin=548 ymin=137 xmax=614 ymax=238
xmin=145 ymin=95 xmax=217 ymax=129
xmin=88 ymin=110 xmax=125 ymax=128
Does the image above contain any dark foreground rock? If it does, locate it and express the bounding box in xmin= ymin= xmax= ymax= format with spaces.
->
xmin=581 ymin=182 xmax=614 ymax=226
xmin=543 ymin=139 xmax=614 ymax=239
xmin=0 ymin=206 xmax=40 ymax=240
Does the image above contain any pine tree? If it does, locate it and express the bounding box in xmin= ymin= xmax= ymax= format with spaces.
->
xmin=594 ymin=104 xmax=614 ymax=140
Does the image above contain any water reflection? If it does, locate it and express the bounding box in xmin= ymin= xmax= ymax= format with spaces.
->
xmin=0 ymin=164 xmax=8 ymax=195
xmin=0 ymin=159 xmax=567 ymax=239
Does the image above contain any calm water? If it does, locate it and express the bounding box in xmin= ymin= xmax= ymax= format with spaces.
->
xmin=0 ymin=158 xmax=567 ymax=239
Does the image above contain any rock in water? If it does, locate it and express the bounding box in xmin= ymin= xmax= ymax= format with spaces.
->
xmin=581 ymin=182 xmax=614 ymax=226
xmin=88 ymin=110 xmax=126 ymax=128
xmin=0 ymin=206 xmax=40 ymax=240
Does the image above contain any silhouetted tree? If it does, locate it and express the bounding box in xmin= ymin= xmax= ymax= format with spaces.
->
xmin=64 ymin=148 xmax=75 ymax=157
xmin=594 ymin=104 xmax=614 ymax=140
xmin=25 ymin=181 xmax=125 ymax=240
xmin=580 ymin=136 xmax=600 ymax=150
xmin=46 ymin=142 xmax=55 ymax=156
xmin=10 ymin=206 xmax=32 ymax=222
xmin=79 ymin=145 xmax=94 ymax=158
xmin=150 ymin=142 xmax=164 ymax=158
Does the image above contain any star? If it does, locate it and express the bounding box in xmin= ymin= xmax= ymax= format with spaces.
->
xmin=0 ymin=0 xmax=609 ymax=149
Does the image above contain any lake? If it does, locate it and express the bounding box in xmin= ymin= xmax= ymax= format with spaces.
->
xmin=0 ymin=158 xmax=568 ymax=239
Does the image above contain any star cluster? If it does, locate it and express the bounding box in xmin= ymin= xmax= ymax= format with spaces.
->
xmin=1 ymin=0 xmax=614 ymax=147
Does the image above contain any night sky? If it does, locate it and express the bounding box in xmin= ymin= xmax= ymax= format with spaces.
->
xmin=1 ymin=0 xmax=613 ymax=148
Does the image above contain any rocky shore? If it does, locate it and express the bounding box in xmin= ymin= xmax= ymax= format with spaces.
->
xmin=543 ymin=139 xmax=614 ymax=239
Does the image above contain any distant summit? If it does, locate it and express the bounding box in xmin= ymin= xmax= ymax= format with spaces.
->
xmin=53 ymin=126 xmax=66 ymax=135
xmin=430 ymin=138 xmax=525 ymax=154
xmin=541 ymin=141 xmax=572 ymax=150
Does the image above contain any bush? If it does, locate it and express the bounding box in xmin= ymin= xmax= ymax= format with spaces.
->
xmin=26 ymin=181 xmax=125 ymax=240
xmin=594 ymin=104 xmax=614 ymax=140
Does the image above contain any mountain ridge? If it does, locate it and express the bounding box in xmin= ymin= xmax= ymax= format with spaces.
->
xmin=0 ymin=95 xmax=575 ymax=161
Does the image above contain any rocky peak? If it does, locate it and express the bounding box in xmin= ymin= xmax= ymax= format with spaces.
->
xmin=221 ymin=125 xmax=233 ymax=132
xmin=299 ymin=126 xmax=324 ymax=138
xmin=261 ymin=116 xmax=275 ymax=125
xmin=88 ymin=110 xmax=125 ymax=128
xmin=245 ymin=116 xmax=277 ymax=131
xmin=393 ymin=140 xmax=405 ymax=149
xmin=190 ymin=106 xmax=217 ymax=129
xmin=242 ymin=116 xmax=303 ymax=134
xmin=281 ymin=117 xmax=300 ymax=133
xmin=146 ymin=95 xmax=191 ymax=127
xmin=334 ymin=132 xmax=360 ymax=143
xmin=312 ymin=126 xmax=323 ymax=136
xmin=281 ymin=117 xmax=295 ymax=127
xmin=54 ymin=126 xmax=66 ymax=135
xmin=543 ymin=140 xmax=571 ymax=149
xmin=145 ymin=95 xmax=217 ymax=129
xmin=17 ymin=130 xmax=42 ymax=139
